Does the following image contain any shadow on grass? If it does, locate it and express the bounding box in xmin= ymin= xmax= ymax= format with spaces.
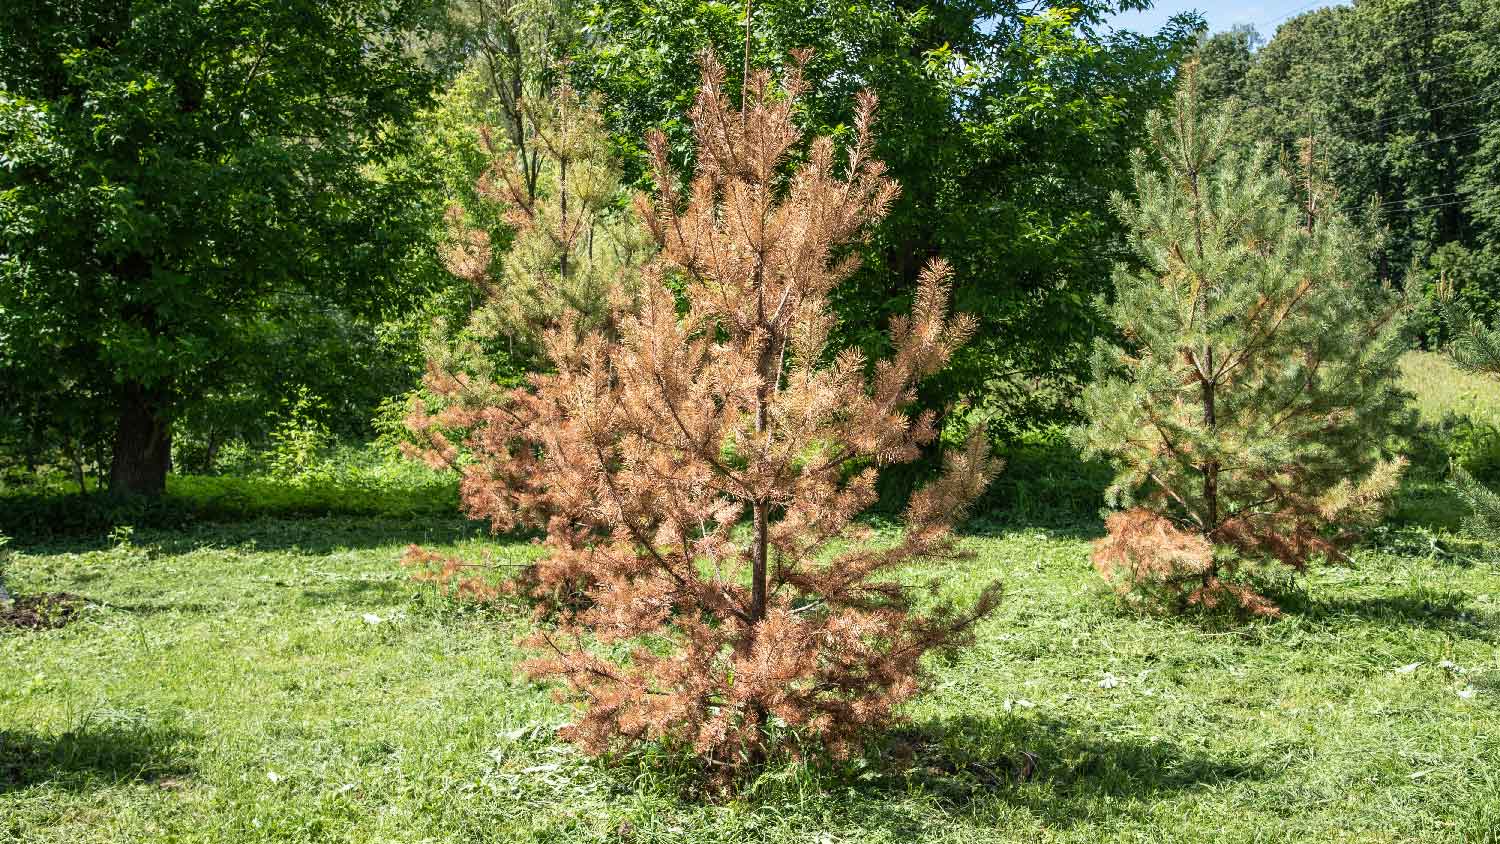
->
xmin=1391 ymin=482 xmax=1470 ymax=533
xmin=960 ymin=518 xmax=1104 ymax=543
xmin=846 ymin=713 xmax=1265 ymax=827
xmin=1273 ymin=587 xmax=1490 ymax=638
xmin=0 ymin=720 xmax=196 ymax=794
xmin=10 ymin=514 xmax=501 ymax=558
xmin=297 ymin=577 xmax=409 ymax=607
xmin=611 ymin=713 xmax=1268 ymax=830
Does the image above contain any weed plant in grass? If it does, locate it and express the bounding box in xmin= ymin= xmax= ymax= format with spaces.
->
xmin=2 ymin=514 xmax=1498 ymax=842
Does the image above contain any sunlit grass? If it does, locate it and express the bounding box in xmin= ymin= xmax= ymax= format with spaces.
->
xmin=3 ymin=515 xmax=1498 ymax=843
xmin=1400 ymin=350 xmax=1500 ymax=428
xmin=2 ymin=350 xmax=1498 ymax=842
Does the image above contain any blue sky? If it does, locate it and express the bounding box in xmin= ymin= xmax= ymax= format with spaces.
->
xmin=1104 ymin=0 xmax=1351 ymax=36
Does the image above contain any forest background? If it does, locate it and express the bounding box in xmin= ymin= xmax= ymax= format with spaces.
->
xmin=1 ymin=0 xmax=1497 ymax=526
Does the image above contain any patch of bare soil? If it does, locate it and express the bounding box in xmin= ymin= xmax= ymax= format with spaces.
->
xmin=0 ymin=593 xmax=88 ymax=630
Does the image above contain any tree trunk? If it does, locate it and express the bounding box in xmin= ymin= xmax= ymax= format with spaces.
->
xmin=109 ymin=381 xmax=172 ymax=497
xmin=204 ymin=429 xmax=222 ymax=474
xmin=751 ymin=501 xmax=768 ymax=622
xmin=1187 ymin=159 xmax=1219 ymax=569
xmin=1201 ymin=348 xmax=1219 ymax=534
xmin=1200 ymin=346 xmax=1220 ymax=589
xmin=558 ymin=158 xmax=569 ymax=279
xmin=0 ymin=529 xmax=12 ymax=604
xmin=749 ymin=249 xmax=771 ymax=625
xmin=23 ymin=418 xmax=41 ymax=476
xmin=750 ymin=343 xmax=770 ymax=624
xmin=68 ymin=440 xmax=86 ymax=496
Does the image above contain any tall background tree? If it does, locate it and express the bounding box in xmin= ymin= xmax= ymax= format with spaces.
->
xmin=1196 ymin=0 xmax=1500 ymax=340
xmin=0 ymin=0 xmax=452 ymax=495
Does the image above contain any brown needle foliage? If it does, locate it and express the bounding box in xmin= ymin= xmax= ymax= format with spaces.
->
xmin=1092 ymin=509 xmax=1279 ymax=618
xmin=416 ymin=51 xmax=1003 ymax=784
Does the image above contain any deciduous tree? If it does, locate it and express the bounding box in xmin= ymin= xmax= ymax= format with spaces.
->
xmin=0 ymin=0 xmax=449 ymax=495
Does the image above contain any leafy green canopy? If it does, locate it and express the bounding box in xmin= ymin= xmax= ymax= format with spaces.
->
xmin=1196 ymin=0 xmax=1500 ymax=339
xmin=1078 ymin=67 xmax=1409 ymax=614
xmin=566 ymin=0 xmax=1200 ymax=441
xmin=0 ymin=0 xmax=451 ymax=490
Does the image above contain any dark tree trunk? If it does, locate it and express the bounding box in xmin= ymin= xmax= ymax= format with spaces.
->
xmin=1201 ymin=348 xmax=1219 ymax=535
xmin=204 ymin=429 xmax=222 ymax=475
xmin=66 ymin=437 xmax=86 ymax=496
xmin=109 ymin=381 xmax=172 ymax=497
xmin=749 ymin=292 xmax=771 ymax=627
xmin=24 ymin=417 xmax=41 ymax=476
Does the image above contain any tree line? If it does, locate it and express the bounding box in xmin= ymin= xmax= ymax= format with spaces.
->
xmin=1196 ymin=0 xmax=1500 ymax=335
xmin=1 ymin=0 xmax=1197 ymax=496
xmin=1 ymin=0 xmax=1493 ymax=499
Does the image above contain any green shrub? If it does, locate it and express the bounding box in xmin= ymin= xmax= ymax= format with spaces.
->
xmin=0 ymin=452 xmax=463 ymax=540
xmin=1441 ymin=415 xmax=1500 ymax=485
xmin=267 ymin=388 xmax=336 ymax=481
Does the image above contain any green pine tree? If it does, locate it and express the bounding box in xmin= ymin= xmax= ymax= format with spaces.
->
xmin=435 ymin=82 xmax=650 ymax=382
xmin=1451 ymin=464 xmax=1500 ymax=547
xmin=1077 ymin=62 xmax=1409 ymax=616
xmin=1446 ymin=303 xmax=1500 ymax=380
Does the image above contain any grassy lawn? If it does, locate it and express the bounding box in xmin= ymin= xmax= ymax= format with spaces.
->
xmin=1 ymin=349 xmax=1496 ymax=842
xmin=1401 ymin=351 xmax=1500 ymax=429
xmin=3 ymin=511 xmax=1498 ymax=843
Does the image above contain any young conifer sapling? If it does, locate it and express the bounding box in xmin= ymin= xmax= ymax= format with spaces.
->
xmin=1078 ymin=62 xmax=1408 ymax=615
xmin=405 ymin=82 xmax=650 ymax=607
xmin=423 ymin=52 xmax=1002 ymax=780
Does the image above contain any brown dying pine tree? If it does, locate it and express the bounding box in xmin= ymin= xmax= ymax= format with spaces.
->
xmin=525 ymin=52 xmax=1002 ymax=779
xmin=419 ymin=51 xmax=1003 ymax=781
